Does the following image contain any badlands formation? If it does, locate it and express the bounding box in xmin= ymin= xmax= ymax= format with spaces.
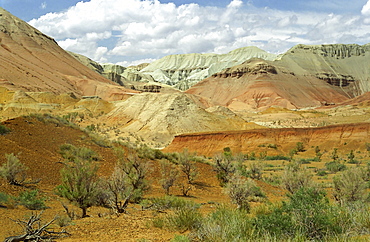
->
xmin=0 ymin=7 xmax=370 ymax=149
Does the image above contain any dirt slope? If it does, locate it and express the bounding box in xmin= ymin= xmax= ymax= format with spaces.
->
xmin=164 ymin=123 xmax=370 ymax=157
xmin=0 ymin=8 xmax=136 ymax=100
xmin=186 ymin=58 xmax=351 ymax=112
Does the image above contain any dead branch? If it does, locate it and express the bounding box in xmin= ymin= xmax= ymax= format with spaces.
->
xmin=4 ymin=212 xmax=70 ymax=242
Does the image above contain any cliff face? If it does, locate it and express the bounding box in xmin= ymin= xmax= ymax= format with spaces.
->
xmin=164 ymin=123 xmax=370 ymax=156
xmin=277 ymin=44 xmax=370 ymax=96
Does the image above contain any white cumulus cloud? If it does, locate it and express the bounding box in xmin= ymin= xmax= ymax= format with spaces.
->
xmin=29 ymin=0 xmax=370 ymax=66
xmin=362 ymin=0 xmax=370 ymax=15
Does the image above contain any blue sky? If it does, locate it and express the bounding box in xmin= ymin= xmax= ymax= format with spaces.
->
xmin=1 ymin=0 xmax=370 ymax=66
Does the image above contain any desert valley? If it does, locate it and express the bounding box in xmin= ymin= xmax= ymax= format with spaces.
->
xmin=1 ymin=5 xmax=370 ymax=241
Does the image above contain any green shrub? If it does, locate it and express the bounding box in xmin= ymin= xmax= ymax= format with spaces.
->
xmin=55 ymin=214 xmax=72 ymax=227
xmin=281 ymin=164 xmax=314 ymax=194
xmin=145 ymin=196 xmax=200 ymax=211
xmin=56 ymin=158 xmax=100 ymax=217
xmin=224 ymin=175 xmax=265 ymax=212
xmin=255 ymin=187 xmax=342 ymax=240
xmin=0 ymin=124 xmax=10 ymax=135
xmin=17 ymin=189 xmax=46 ymax=210
xmin=192 ymin=207 xmax=253 ymax=242
xmin=295 ymin=142 xmax=305 ymax=152
xmin=0 ymin=192 xmax=9 ymax=207
xmin=264 ymin=155 xmax=289 ymax=161
xmin=325 ymin=161 xmax=346 ymax=173
xmin=115 ymin=148 xmax=150 ymax=203
xmin=298 ymin=158 xmax=315 ymax=164
xmin=333 ymin=167 xmax=368 ymax=204
xmin=171 ymin=235 xmax=190 ymax=242
xmin=59 ymin=144 xmax=100 ymax=162
xmin=165 ymin=207 xmax=202 ymax=232
xmin=316 ymin=169 xmax=328 ymax=176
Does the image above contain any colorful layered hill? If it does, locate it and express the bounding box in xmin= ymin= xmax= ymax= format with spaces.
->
xmin=0 ymin=8 xmax=136 ymax=101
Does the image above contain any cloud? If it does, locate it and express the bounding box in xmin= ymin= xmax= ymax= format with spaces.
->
xmin=40 ymin=2 xmax=47 ymax=10
xmin=29 ymin=0 xmax=370 ymax=66
xmin=362 ymin=0 xmax=370 ymax=15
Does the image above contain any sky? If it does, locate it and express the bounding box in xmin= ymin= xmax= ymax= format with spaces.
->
xmin=1 ymin=0 xmax=370 ymax=66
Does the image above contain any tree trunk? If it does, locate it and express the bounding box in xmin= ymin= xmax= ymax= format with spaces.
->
xmin=82 ymin=207 xmax=87 ymax=218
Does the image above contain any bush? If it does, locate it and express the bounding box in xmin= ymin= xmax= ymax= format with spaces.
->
xmin=0 ymin=153 xmax=28 ymax=185
xmin=264 ymin=155 xmax=289 ymax=161
xmin=224 ymin=174 xmax=265 ymax=212
xmin=59 ymin=144 xmax=100 ymax=162
xmin=213 ymin=153 xmax=236 ymax=186
xmin=178 ymin=149 xmax=198 ymax=185
xmin=255 ymin=187 xmax=342 ymax=240
xmin=316 ymin=169 xmax=328 ymax=176
xmin=281 ymin=163 xmax=315 ymax=194
xmin=325 ymin=161 xmax=346 ymax=173
xmin=192 ymin=207 xmax=253 ymax=242
xmin=56 ymin=158 xmax=100 ymax=218
xmin=295 ymin=142 xmax=305 ymax=152
xmin=145 ymin=196 xmax=200 ymax=211
xmin=115 ymin=148 xmax=150 ymax=203
xmin=0 ymin=124 xmax=10 ymax=135
xmin=246 ymin=162 xmax=264 ymax=180
xmin=333 ymin=167 xmax=368 ymax=205
xmin=159 ymin=159 xmax=179 ymax=195
xmin=100 ymin=166 xmax=131 ymax=213
xmin=165 ymin=207 xmax=202 ymax=232
xmin=0 ymin=192 xmax=9 ymax=207
xmin=17 ymin=189 xmax=46 ymax=210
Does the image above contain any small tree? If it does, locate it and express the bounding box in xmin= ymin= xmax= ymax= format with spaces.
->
xmin=295 ymin=142 xmax=305 ymax=152
xmin=347 ymin=150 xmax=357 ymax=164
xmin=314 ymin=146 xmax=323 ymax=162
xmin=56 ymin=158 xmax=100 ymax=218
xmin=102 ymin=166 xmax=131 ymax=214
xmin=333 ymin=167 xmax=367 ymax=205
xmin=213 ymin=153 xmax=236 ymax=186
xmin=0 ymin=153 xmax=28 ymax=186
xmin=159 ymin=159 xmax=179 ymax=195
xmin=224 ymin=174 xmax=264 ymax=212
xmin=247 ymin=162 xmax=264 ymax=180
xmin=331 ymin=148 xmax=339 ymax=162
xmin=178 ymin=149 xmax=198 ymax=184
xmin=116 ymin=148 xmax=150 ymax=203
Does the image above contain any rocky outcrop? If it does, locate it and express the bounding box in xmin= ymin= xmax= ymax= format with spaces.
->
xmin=140 ymin=46 xmax=278 ymax=90
xmin=164 ymin=123 xmax=370 ymax=156
xmin=212 ymin=59 xmax=278 ymax=78
xmin=288 ymin=44 xmax=369 ymax=59
xmin=316 ymin=73 xmax=355 ymax=87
